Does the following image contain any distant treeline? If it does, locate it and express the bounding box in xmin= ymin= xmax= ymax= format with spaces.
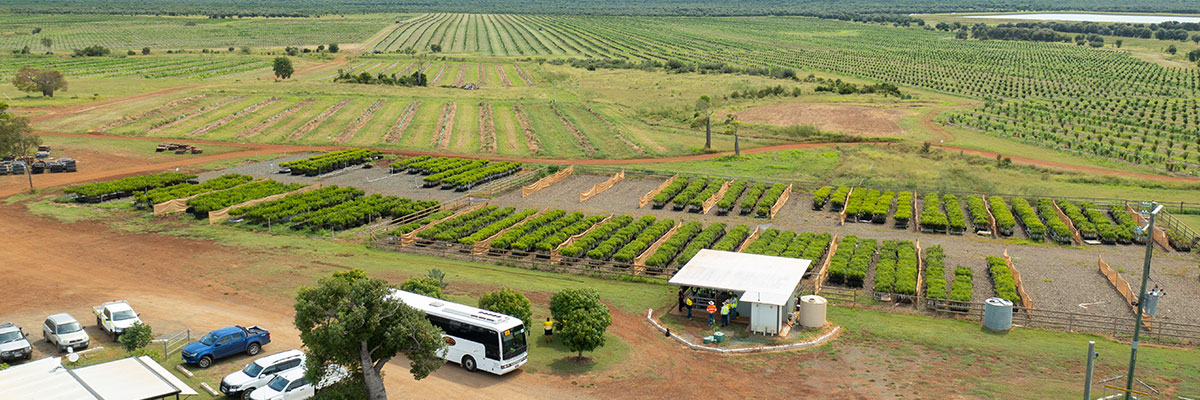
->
xmin=938 ymin=21 xmax=1199 ymax=44
xmin=3 ymin=0 xmax=1200 ymax=17
xmin=549 ymin=58 xmax=798 ymax=80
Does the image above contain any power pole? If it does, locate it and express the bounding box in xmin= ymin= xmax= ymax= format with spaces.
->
xmin=1123 ymin=203 xmax=1162 ymax=400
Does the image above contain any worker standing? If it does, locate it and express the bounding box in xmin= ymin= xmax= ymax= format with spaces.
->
xmin=685 ymin=296 xmax=694 ymax=319
xmin=724 ymin=295 xmax=734 ymax=321
xmin=677 ymin=288 xmax=686 ymax=312
xmin=706 ymin=301 xmax=717 ymax=326
xmin=544 ymin=318 xmax=554 ymax=343
xmin=720 ymin=301 xmax=731 ymax=327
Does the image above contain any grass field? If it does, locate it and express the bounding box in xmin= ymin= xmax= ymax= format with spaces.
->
xmin=0 ymin=13 xmax=397 ymax=50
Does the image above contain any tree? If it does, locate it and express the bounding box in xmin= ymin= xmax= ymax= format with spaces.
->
xmin=1167 ymin=44 xmax=1177 ymax=55
xmin=430 ymin=43 xmax=442 ymax=53
xmin=0 ymin=102 xmax=40 ymax=193
xmin=478 ymin=288 xmax=532 ymax=329
xmin=273 ymin=57 xmax=294 ymax=79
xmin=723 ymin=113 xmax=740 ymax=156
xmin=695 ymin=95 xmax=716 ymax=150
xmin=40 ymin=38 xmax=52 ymax=50
xmin=285 ymin=46 xmax=300 ymax=56
xmin=400 ymin=277 xmax=443 ymax=299
xmin=239 ymin=46 xmax=250 ymax=54
xmin=1115 ymin=39 xmax=1123 ymax=48
xmin=328 ymin=43 xmax=339 ymax=53
xmin=549 ymin=289 xmax=611 ymax=359
xmin=13 ymin=67 xmax=67 ymax=97
xmin=294 ymin=269 xmax=446 ymax=400
xmin=142 ymin=47 xmax=150 ymax=55
xmin=118 ymin=322 xmax=153 ymax=351
xmin=31 ymin=27 xmax=41 ymax=34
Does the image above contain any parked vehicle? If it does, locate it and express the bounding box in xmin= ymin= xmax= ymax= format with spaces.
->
xmin=0 ymin=162 xmax=9 ymax=176
xmin=248 ymin=365 xmax=349 ymax=400
xmin=47 ymin=160 xmax=64 ymax=173
xmin=182 ymin=325 xmax=271 ymax=368
xmin=0 ymin=322 xmax=33 ymax=362
xmin=392 ymin=289 xmax=528 ymax=375
xmin=35 ymin=151 xmax=50 ymax=159
xmin=30 ymin=161 xmax=45 ymax=174
xmin=60 ymin=158 xmax=76 ymax=172
xmin=92 ymin=300 xmax=142 ymax=339
xmin=42 ymin=313 xmax=90 ymax=352
xmin=221 ymin=349 xmax=305 ymax=399
xmin=10 ymin=160 xmax=25 ymax=175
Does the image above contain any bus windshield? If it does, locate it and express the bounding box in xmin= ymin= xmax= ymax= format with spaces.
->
xmin=502 ymin=325 xmax=527 ymax=360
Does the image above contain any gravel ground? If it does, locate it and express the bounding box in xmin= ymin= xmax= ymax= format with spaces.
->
xmin=197 ymin=155 xmax=474 ymax=203
xmin=194 ymin=167 xmax=1200 ymax=325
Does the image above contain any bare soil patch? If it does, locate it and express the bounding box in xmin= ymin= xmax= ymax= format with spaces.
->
xmin=738 ymin=103 xmax=907 ymax=137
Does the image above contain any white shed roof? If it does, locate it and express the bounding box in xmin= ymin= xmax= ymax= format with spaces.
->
xmin=0 ymin=356 xmax=197 ymax=400
xmin=668 ymin=249 xmax=811 ymax=306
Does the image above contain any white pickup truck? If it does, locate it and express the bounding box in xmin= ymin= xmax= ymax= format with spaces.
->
xmin=92 ymin=300 xmax=143 ymax=339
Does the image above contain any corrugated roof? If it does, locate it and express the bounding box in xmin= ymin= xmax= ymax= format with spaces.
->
xmin=0 ymin=356 xmax=197 ymax=400
xmin=668 ymin=249 xmax=810 ymax=306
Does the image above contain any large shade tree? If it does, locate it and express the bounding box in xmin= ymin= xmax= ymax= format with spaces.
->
xmin=13 ymin=67 xmax=67 ymax=97
xmin=294 ymin=269 xmax=446 ymax=400
xmin=549 ymin=288 xmax=611 ymax=360
xmin=0 ymin=103 xmax=39 ymax=193
xmin=273 ymin=57 xmax=294 ymax=79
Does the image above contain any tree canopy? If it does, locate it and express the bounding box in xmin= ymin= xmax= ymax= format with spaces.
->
xmin=478 ymin=287 xmax=532 ymax=329
xmin=400 ymin=276 xmax=444 ymax=299
xmin=0 ymin=102 xmax=39 ymax=193
xmin=294 ymin=269 xmax=446 ymax=400
xmin=13 ymin=67 xmax=67 ymax=97
xmin=273 ymin=56 xmax=294 ymax=79
xmin=549 ymin=289 xmax=611 ymax=359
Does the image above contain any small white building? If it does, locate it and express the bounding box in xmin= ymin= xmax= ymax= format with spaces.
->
xmin=0 ymin=356 xmax=198 ymax=400
xmin=669 ymin=249 xmax=811 ymax=335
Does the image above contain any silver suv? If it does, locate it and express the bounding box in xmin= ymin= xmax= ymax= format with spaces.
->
xmin=0 ymin=322 xmax=33 ymax=363
xmin=43 ymin=313 xmax=90 ymax=353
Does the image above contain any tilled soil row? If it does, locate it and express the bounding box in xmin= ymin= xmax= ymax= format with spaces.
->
xmin=479 ymin=103 xmax=497 ymax=153
xmin=495 ymin=64 xmax=512 ymax=87
xmin=147 ymin=95 xmax=243 ymax=134
xmin=584 ymin=105 xmax=645 ymax=155
xmin=187 ymin=97 xmax=280 ymax=137
xmin=287 ymin=99 xmax=351 ymax=141
xmin=551 ymin=104 xmax=597 ymax=157
xmin=453 ymin=65 xmax=465 ymax=86
xmin=238 ymin=98 xmax=316 ymax=139
xmin=433 ymin=103 xmax=457 ymax=150
xmin=98 ymin=94 xmax=208 ymax=132
xmin=385 ymin=101 xmax=420 ymax=144
xmin=513 ymin=105 xmax=542 ymax=153
xmin=430 ymin=64 xmax=447 ymax=86
xmin=514 ymin=64 xmax=535 ymax=86
xmin=334 ymin=99 xmax=386 ymax=144
xmin=477 ymin=63 xmax=487 ymax=86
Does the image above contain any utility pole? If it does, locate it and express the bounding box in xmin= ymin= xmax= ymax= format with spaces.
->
xmin=1123 ymin=203 xmax=1163 ymax=400
xmin=1084 ymin=341 xmax=1096 ymax=400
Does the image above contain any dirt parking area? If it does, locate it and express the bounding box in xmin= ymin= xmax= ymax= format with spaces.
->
xmin=737 ymin=103 xmax=909 ymax=137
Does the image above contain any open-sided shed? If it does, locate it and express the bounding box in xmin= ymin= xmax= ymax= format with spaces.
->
xmin=668 ymin=249 xmax=811 ymax=335
xmin=0 ymin=355 xmax=198 ymax=400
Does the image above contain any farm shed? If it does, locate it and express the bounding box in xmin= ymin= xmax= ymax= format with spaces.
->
xmin=0 ymin=355 xmax=198 ymax=400
xmin=669 ymin=249 xmax=811 ymax=335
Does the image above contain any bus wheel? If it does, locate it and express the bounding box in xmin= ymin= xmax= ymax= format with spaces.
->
xmin=461 ymin=356 xmax=477 ymax=372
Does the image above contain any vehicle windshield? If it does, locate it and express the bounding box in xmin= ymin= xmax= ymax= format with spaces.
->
xmin=242 ymin=361 xmax=264 ymax=377
xmin=57 ymin=322 xmax=83 ymax=334
xmin=502 ymin=325 xmax=527 ymax=360
xmin=0 ymin=331 xmax=22 ymax=344
xmin=267 ymin=375 xmax=290 ymax=391
xmin=200 ymin=332 xmax=219 ymax=346
xmin=111 ymin=310 xmax=137 ymax=321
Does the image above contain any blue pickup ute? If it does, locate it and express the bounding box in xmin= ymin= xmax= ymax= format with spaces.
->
xmin=182 ymin=325 xmax=271 ymax=368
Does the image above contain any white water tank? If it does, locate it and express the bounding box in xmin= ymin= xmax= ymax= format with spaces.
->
xmin=983 ymin=297 xmax=1014 ymax=332
xmin=799 ymin=295 xmax=827 ymax=329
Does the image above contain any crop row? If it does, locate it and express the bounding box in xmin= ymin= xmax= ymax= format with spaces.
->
xmin=986 ymin=256 xmax=1020 ymax=304
xmin=827 ymin=235 xmax=877 ymax=288
xmin=65 ymin=172 xmax=195 ymax=200
xmin=920 ymin=244 xmax=946 ymax=299
xmin=232 ymin=186 xmax=364 ymax=224
xmin=280 ymin=148 xmax=380 ymax=176
xmin=1035 ymin=199 xmax=1073 ymax=244
xmin=291 ymin=195 xmax=438 ymax=231
xmin=134 ymin=174 xmax=253 ymax=205
xmin=393 ymin=156 xmax=523 ymax=191
xmin=387 ymin=210 xmax=456 ymax=236
xmin=187 ymin=180 xmax=305 ymax=216
xmin=419 ymin=206 xmax=513 ymax=242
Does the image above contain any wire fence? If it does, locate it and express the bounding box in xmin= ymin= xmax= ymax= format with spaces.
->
xmin=817 ymin=287 xmax=1200 ymax=345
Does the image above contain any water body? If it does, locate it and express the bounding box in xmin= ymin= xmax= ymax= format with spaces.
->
xmin=963 ymin=13 xmax=1200 ymax=24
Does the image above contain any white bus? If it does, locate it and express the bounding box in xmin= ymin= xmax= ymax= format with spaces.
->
xmin=390 ymin=290 xmax=528 ymax=375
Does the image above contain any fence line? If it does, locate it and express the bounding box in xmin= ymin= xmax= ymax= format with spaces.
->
xmin=817 ymin=286 xmax=1200 ymax=345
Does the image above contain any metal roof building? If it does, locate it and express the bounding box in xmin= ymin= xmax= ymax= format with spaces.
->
xmin=668 ymin=249 xmax=811 ymax=335
xmin=0 ymin=356 xmax=198 ymax=400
